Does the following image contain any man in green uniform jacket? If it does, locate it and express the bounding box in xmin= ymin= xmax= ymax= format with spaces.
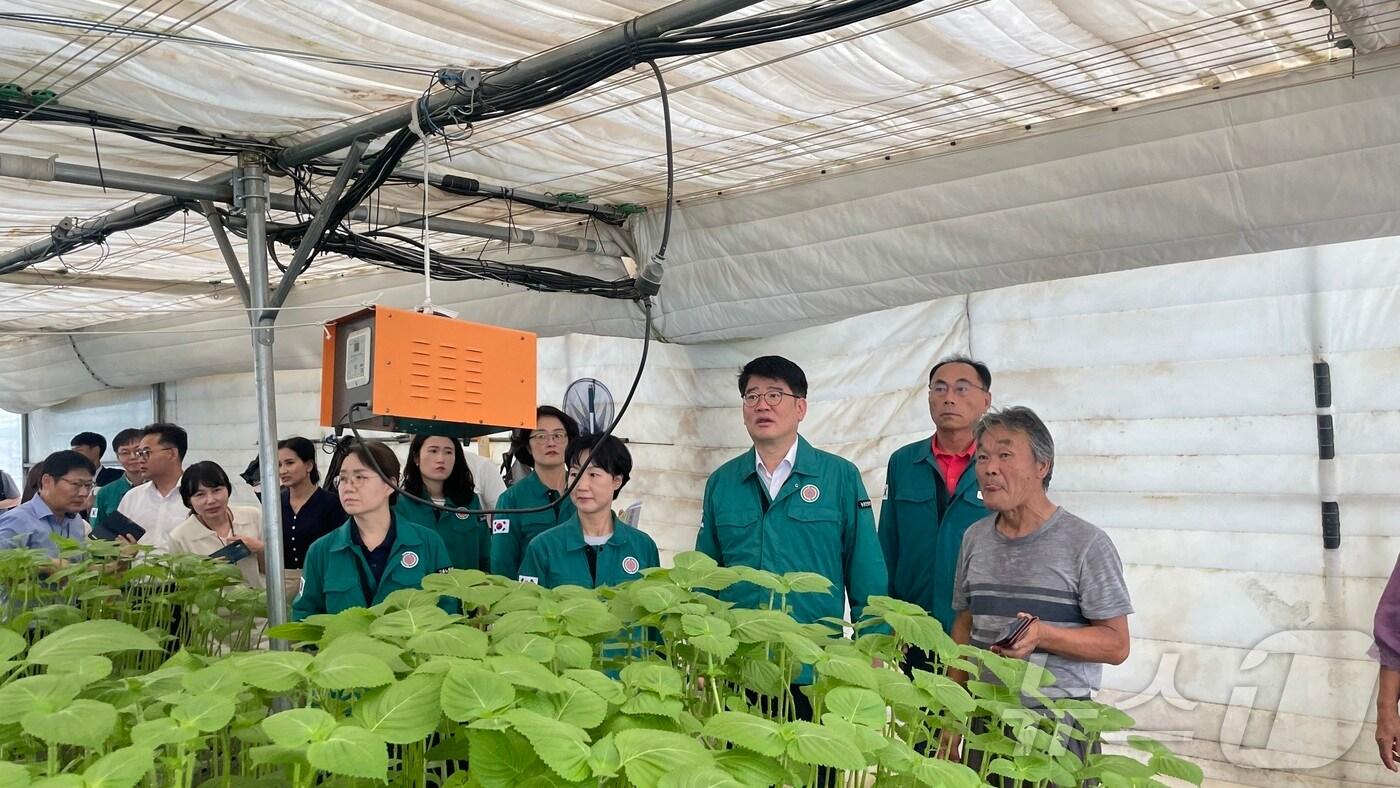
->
xmin=92 ymin=428 xmax=145 ymax=529
xmin=696 ymin=356 xmax=888 ymax=689
xmin=879 ymin=356 xmax=992 ymax=653
xmin=491 ymin=406 xmax=579 ymax=579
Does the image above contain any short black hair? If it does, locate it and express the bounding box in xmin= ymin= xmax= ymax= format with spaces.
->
xmin=70 ymin=432 xmax=107 ymax=457
xmin=40 ymin=450 xmax=96 ymax=482
xmin=537 ymin=405 xmax=580 ymax=442
xmin=277 ymin=436 xmax=321 ymax=484
xmin=112 ymin=428 xmax=143 ymax=451
xmin=929 ymin=355 xmax=992 ymax=390
xmin=179 ymin=461 xmax=233 ymax=510
xmin=141 ymin=423 xmax=188 ymax=460
xmin=340 ymin=439 xmax=401 ymax=506
xmin=565 ymin=434 xmax=632 ymax=499
xmin=738 ymin=355 xmax=808 ymax=398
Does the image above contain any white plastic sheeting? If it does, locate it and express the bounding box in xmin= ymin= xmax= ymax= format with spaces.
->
xmin=10 ymin=46 xmax=1400 ymax=410
xmin=0 ymin=0 xmax=1391 ymax=341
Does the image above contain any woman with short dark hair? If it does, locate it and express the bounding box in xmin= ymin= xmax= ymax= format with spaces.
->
xmin=167 ymin=461 xmax=265 ymax=588
xmin=293 ymin=440 xmax=454 ymax=619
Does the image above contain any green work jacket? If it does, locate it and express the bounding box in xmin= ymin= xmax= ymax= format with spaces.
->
xmin=92 ymin=474 xmax=134 ymax=529
xmin=489 ymin=471 xmax=575 ymax=579
xmin=393 ymin=493 xmax=489 ymax=572
xmin=516 ymin=515 xmax=658 ymax=589
xmin=877 ymin=437 xmax=987 ymax=635
xmin=695 ymin=435 xmax=889 ymax=633
xmin=291 ymin=517 xmax=455 ymax=619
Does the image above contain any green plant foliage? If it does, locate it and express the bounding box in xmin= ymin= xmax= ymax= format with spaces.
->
xmin=0 ymin=549 xmax=1200 ymax=787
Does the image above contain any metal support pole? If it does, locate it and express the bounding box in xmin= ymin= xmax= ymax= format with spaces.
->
xmin=239 ymin=153 xmax=289 ymax=645
xmin=198 ymin=200 xmax=252 ymax=307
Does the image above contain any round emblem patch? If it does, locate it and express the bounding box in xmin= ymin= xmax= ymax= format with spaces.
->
xmin=454 ymin=511 xmax=469 ymax=520
xmin=621 ymin=556 xmax=640 ymax=575
xmin=800 ymin=484 xmax=821 ymax=503
xmin=400 ymin=551 xmax=420 ymax=569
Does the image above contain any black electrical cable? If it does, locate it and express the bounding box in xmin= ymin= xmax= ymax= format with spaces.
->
xmin=337 ymin=298 xmax=655 ymax=518
xmin=648 ymin=60 xmax=674 ymax=261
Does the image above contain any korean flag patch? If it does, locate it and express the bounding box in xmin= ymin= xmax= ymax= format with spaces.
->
xmin=492 ymin=518 xmax=511 ymax=534
xmin=518 ymin=575 xmax=539 ymax=585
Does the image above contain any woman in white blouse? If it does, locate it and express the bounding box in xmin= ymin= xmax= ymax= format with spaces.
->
xmin=168 ymin=461 xmax=265 ymax=589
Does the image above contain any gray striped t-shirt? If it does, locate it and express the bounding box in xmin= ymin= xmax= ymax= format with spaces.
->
xmin=951 ymin=507 xmax=1132 ymax=698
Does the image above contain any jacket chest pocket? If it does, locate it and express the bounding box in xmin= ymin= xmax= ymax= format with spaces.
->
xmin=324 ymin=574 xmax=367 ymax=611
xmin=892 ymin=489 xmax=936 ymax=526
xmin=714 ymin=508 xmax=762 ymax=559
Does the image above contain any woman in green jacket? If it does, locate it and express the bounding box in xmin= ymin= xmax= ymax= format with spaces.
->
xmin=518 ymin=434 xmax=657 ymax=589
xmin=292 ymin=439 xmax=454 ymax=619
xmin=490 ymin=405 xmax=579 ymax=579
xmin=394 ymin=434 xmax=489 ymax=572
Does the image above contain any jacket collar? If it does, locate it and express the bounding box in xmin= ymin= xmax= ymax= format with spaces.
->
xmin=558 ymin=514 xmax=628 ymax=552
xmin=741 ymin=435 xmax=815 ymax=480
xmin=326 ymin=513 xmax=424 ymax=553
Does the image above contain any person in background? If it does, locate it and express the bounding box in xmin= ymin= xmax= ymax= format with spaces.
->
xmin=0 ymin=450 xmax=114 ymax=562
xmin=70 ymin=431 xmax=124 ymax=487
xmin=460 ymin=445 xmax=507 ymax=509
xmin=292 ymin=439 xmax=453 ymax=618
xmin=394 ymin=434 xmax=489 ymax=572
xmin=277 ymin=437 xmax=344 ymax=601
xmin=1373 ymin=555 xmax=1400 ymax=771
xmin=0 ymin=468 xmax=19 ymax=510
xmin=20 ymin=464 xmax=44 ymax=503
xmin=117 ymin=423 xmax=190 ymax=552
xmin=695 ymin=356 xmax=888 ymax=694
xmin=879 ymin=356 xmax=992 ymax=669
xmin=167 ymin=461 xmax=265 ymax=588
xmin=92 ymin=428 xmax=145 ymax=529
xmin=517 ymin=434 xmax=656 ymax=588
xmin=491 ymin=406 xmax=580 ymax=579
xmin=946 ymin=406 xmax=1133 ymax=766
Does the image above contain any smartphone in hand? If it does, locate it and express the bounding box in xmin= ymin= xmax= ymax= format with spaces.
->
xmin=993 ymin=615 xmax=1037 ymax=649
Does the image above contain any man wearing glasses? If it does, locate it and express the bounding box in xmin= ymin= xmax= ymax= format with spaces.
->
xmin=0 ymin=450 xmax=101 ymax=560
xmin=117 ymin=423 xmax=190 ymax=551
xmin=878 ymin=356 xmax=993 ymax=672
xmin=695 ymin=356 xmax=888 ymax=696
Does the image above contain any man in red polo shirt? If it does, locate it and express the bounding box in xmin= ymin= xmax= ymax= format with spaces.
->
xmin=878 ymin=355 xmax=992 ymax=670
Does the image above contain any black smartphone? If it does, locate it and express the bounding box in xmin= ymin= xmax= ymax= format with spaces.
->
xmin=209 ymin=540 xmax=252 ymax=564
xmin=993 ymin=616 xmax=1037 ymax=648
xmin=90 ymin=511 xmax=146 ymax=542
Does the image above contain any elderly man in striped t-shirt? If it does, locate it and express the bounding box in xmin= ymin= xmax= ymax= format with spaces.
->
xmin=946 ymin=406 xmax=1133 ymax=765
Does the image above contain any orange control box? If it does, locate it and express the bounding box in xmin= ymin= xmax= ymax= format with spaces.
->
xmin=320 ymin=306 xmax=537 ymax=438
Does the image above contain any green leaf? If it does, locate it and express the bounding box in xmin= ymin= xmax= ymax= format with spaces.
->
xmin=181 ymin=661 xmax=245 ymax=696
xmin=781 ymin=720 xmax=866 ymax=771
xmin=1150 ymin=751 xmax=1204 ymax=785
xmin=815 ymin=653 xmax=880 ymax=690
xmin=232 ymin=651 xmax=312 ymax=692
xmin=26 ymin=620 xmax=159 ymax=665
xmin=489 ymin=655 xmax=569 ymax=693
xmin=885 ymin=613 xmax=957 ymax=659
xmin=524 ymin=678 xmax=607 ymax=729
xmin=28 ymin=777 xmax=83 ymax=788
xmin=776 ymin=632 xmax=824 ymax=665
xmin=730 ymin=566 xmax=786 ymax=593
xmin=495 ymin=632 xmax=556 ymax=663
xmin=620 ymin=692 xmax=683 ymax=719
xmin=910 ymin=754 xmax=983 ymax=788
xmin=369 ymin=606 xmax=454 ymax=640
xmin=441 ymin=662 xmax=515 ymax=721
xmin=504 ymin=708 xmax=592 ymax=782
xmin=46 ymin=655 xmax=112 ymax=686
xmin=352 ymin=674 xmax=443 ymax=744
xmin=248 ymin=744 xmax=308 ymax=768
xmin=492 ymin=610 xmax=550 ymax=639
xmin=406 ymin=625 xmax=488 ymax=659
xmin=22 ymin=699 xmax=117 ymax=748
xmin=81 ymin=745 xmax=154 ymax=788
xmin=712 ymin=751 xmax=790 ymax=787
xmin=657 ymin=768 xmax=743 ymax=788
xmin=262 ymin=708 xmax=337 ymax=747
xmin=316 ymin=632 xmax=406 ymax=673
xmin=701 ymin=711 xmax=784 ymax=757
xmin=631 ymin=583 xmax=688 ymax=614
xmin=558 ymin=596 xmax=623 ymax=637
xmin=620 ymin=662 xmax=683 ymax=698
xmin=739 ymin=659 xmax=784 ymax=696
xmin=306 ymin=724 xmax=388 ymax=781
xmin=131 ymin=717 xmax=197 ymax=748
xmin=263 ymin=621 xmax=323 ymax=642
xmin=311 ymin=650 xmax=397 ymax=690
xmin=0 ymin=629 xmax=26 ymax=661
xmin=170 ymin=693 xmax=235 ymax=733
xmin=615 ymin=728 xmax=713 ymax=788
xmin=0 ymin=676 xmax=78 ymax=724
xmin=468 ymin=728 xmax=538 ymax=788
xmin=823 ymin=686 xmax=886 ymax=727
xmin=563 ymin=669 xmax=626 ymax=704
xmin=553 ymin=636 xmax=594 ymax=669
xmin=729 ymin=610 xmax=799 ymax=643
xmin=782 ymin=571 xmax=832 ymax=594
xmin=0 ymin=762 xmax=29 ymax=788
xmin=911 ymin=670 xmax=977 ymax=718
